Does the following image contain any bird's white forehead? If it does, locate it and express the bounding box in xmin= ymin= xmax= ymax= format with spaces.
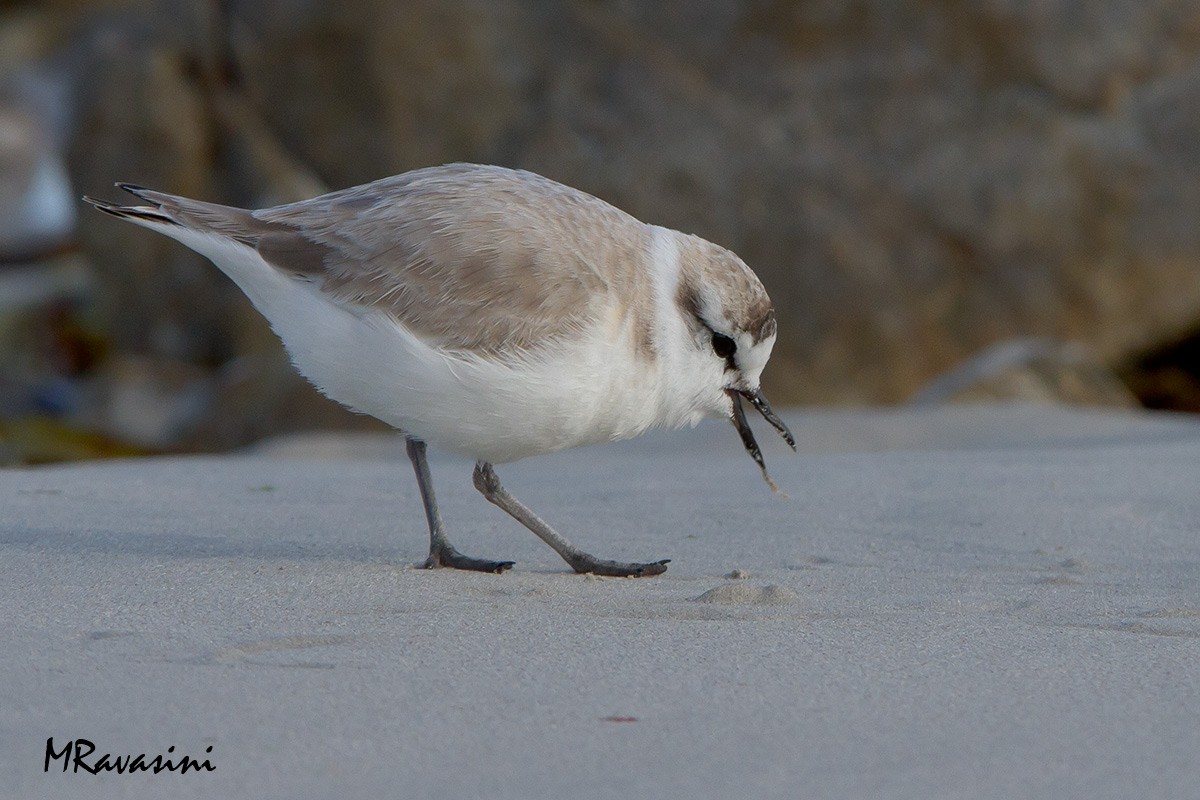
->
xmin=738 ymin=331 xmax=776 ymax=386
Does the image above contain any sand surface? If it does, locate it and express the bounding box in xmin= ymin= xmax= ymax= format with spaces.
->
xmin=3 ymin=406 xmax=1199 ymax=799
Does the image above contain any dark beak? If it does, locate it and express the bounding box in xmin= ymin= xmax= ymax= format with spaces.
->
xmin=726 ymin=388 xmax=796 ymax=492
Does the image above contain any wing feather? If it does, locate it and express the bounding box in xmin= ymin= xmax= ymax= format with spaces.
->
xmin=253 ymin=164 xmax=655 ymax=356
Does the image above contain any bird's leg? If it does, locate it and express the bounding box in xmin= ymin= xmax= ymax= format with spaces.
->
xmin=472 ymin=461 xmax=669 ymax=577
xmin=405 ymin=438 xmax=513 ymax=573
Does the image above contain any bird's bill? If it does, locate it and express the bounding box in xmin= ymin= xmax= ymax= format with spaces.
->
xmin=726 ymin=388 xmax=795 ymax=493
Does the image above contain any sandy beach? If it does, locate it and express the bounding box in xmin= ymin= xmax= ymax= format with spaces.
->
xmin=3 ymin=405 xmax=1199 ymax=799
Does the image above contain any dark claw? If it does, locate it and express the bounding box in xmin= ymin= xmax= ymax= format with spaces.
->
xmin=424 ymin=544 xmax=514 ymax=573
xmin=572 ymin=558 xmax=670 ymax=577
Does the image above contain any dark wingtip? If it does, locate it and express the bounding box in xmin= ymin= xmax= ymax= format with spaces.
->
xmin=116 ymin=182 xmax=158 ymax=204
xmin=82 ymin=192 xmax=177 ymax=225
xmin=82 ymin=195 xmax=129 ymax=217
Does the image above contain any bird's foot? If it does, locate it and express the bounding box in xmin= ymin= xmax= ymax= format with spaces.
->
xmin=424 ymin=544 xmax=514 ymax=574
xmin=570 ymin=556 xmax=670 ymax=577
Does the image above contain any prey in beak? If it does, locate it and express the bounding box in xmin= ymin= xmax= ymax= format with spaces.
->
xmin=726 ymin=388 xmax=796 ymax=493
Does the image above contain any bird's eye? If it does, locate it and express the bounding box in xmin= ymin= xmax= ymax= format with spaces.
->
xmin=711 ymin=332 xmax=737 ymax=360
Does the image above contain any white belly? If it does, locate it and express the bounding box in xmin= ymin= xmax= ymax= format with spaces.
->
xmin=279 ymin=301 xmax=668 ymax=463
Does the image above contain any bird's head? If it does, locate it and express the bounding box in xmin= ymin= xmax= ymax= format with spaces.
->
xmin=674 ymin=235 xmax=795 ymax=489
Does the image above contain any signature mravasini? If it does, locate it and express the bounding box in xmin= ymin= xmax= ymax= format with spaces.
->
xmin=44 ymin=738 xmax=215 ymax=775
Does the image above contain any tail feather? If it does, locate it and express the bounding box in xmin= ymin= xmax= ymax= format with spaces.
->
xmin=84 ymin=184 xmax=266 ymax=245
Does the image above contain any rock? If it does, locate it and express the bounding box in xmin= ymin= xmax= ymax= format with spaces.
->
xmin=66 ymin=3 xmax=227 ymax=362
xmin=93 ymin=355 xmax=214 ymax=449
xmin=212 ymin=90 xmax=328 ymax=208
xmin=0 ymin=101 xmax=75 ymax=260
xmin=6 ymin=0 xmax=1199 ymax=465
xmin=912 ymin=338 xmax=1141 ymax=408
xmin=1118 ymin=327 xmax=1200 ymax=413
xmin=225 ymin=0 xmax=533 ymax=185
xmin=0 ymin=253 xmax=92 ymax=316
xmin=0 ymin=415 xmax=144 ymax=465
xmin=219 ymin=0 xmax=1200 ymax=403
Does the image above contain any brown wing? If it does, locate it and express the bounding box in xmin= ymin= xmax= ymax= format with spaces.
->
xmin=252 ymin=164 xmax=656 ymax=356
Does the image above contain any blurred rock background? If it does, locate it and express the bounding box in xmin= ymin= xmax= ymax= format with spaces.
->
xmin=2 ymin=0 xmax=1200 ymax=463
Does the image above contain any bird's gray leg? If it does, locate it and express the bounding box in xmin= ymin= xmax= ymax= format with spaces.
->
xmin=472 ymin=461 xmax=669 ymax=577
xmin=406 ymin=438 xmax=513 ymax=573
